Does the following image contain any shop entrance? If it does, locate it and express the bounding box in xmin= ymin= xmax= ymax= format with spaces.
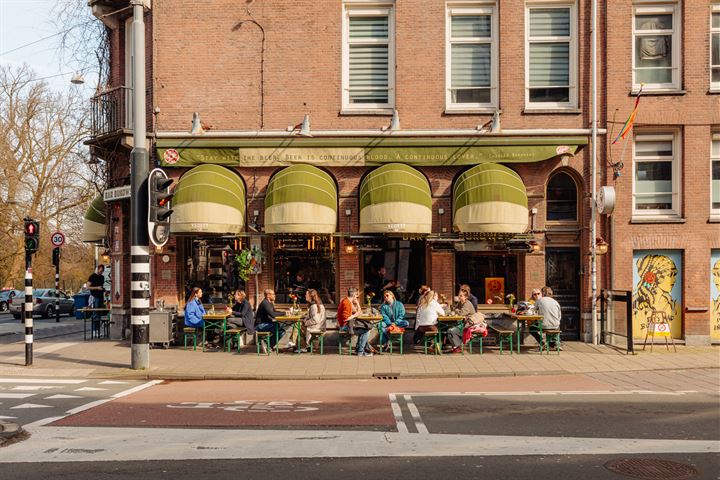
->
xmin=455 ymin=253 xmax=518 ymax=305
xmin=545 ymin=247 xmax=581 ymax=339
xmin=362 ymin=239 xmax=426 ymax=305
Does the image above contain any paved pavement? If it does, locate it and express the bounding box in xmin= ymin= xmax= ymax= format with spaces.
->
xmin=0 ymin=313 xmax=83 ymax=344
xmin=0 ymin=333 xmax=717 ymax=381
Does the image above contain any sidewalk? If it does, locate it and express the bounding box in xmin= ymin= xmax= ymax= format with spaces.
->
xmin=0 ymin=316 xmax=84 ymax=344
xmin=0 ymin=334 xmax=717 ymax=380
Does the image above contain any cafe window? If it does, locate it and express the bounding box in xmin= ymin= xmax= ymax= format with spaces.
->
xmin=272 ymin=235 xmax=336 ymax=305
xmin=181 ymin=238 xmax=243 ymax=306
xmin=362 ymin=239 xmax=425 ymax=304
xmin=546 ymin=172 xmax=578 ymax=222
xmin=455 ymin=253 xmax=518 ymax=305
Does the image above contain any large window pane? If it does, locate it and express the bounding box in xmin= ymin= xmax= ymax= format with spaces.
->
xmin=713 ymin=31 xmax=720 ymax=83
xmin=349 ymin=45 xmax=389 ymax=103
xmin=635 ymin=14 xmax=672 ymax=31
xmin=451 ymin=15 xmax=491 ymax=38
xmin=455 ymin=253 xmax=518 ymax=304
xmin=529 ymin=8 xmax=570 ymax=36
xmin=635 ymin=140 xmax=673 ymax=157
xmin=547 ymin=173 xmax=577 ymax=221
xmin=349 ymin=16 xmax=388 ymax=39
xmin=712 ymin=160 xmax=720 ymax=209
xmin=273 ymin=236 xmax=336 ymax=305
xmin=633 ymin=10 xmax=677 ymax=88
xmin=636 ymin=161 xmax=672 ymax=210
xmin=363 ymin=240 xmax=425 ymax=305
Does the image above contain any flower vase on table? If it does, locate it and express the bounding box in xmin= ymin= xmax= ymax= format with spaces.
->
xmin=289 ymin=294 xmax=299 ymax=316
xmin=365 ymin=292 xmax=375 ymax=315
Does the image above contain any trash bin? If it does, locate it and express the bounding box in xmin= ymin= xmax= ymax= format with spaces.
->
xmin=73 ymin=293 xmax=91 ymax=319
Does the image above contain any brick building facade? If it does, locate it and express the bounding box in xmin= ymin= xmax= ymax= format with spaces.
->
xmin=86 ymin=0 xmax=719 ymax=345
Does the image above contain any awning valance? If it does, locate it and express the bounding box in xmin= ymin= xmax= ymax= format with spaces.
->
xmin=171 ymin=164 xmax=246 ymax=235
xmin=265 ymin=164 xmax=337 ymax=234
xmin=359 ymin=163 xmax=432 ymax=234
xmin=453 ymin=163 xmax=528 ymax=234
xmin=82 ymin=195 xmax=107 ymax=243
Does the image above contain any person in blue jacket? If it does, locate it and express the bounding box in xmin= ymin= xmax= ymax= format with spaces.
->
xmin=379 ymin=290 xmax=407 ymax=350
xmin=184 ymin=287 xmax=206 ymax=329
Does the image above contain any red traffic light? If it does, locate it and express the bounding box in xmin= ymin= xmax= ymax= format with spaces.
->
xmin=25 ymin=223 xmax=36 ymax=235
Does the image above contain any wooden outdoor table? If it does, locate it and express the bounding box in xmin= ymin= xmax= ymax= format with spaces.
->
xmin=436 ymin=315 xmax=465 ymax=352
xmin=275 ymin=315 xmax=302 ymax=354
xmin=510 ymin=314 xmax=543 ymax=353
xmin=202 ymin=311 xmax=230 ymax=351
xmin=80 ymin=307 xmax=110 ymax=340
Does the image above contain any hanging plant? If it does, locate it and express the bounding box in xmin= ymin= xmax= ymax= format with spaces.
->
xmin=235 ymin=249 xmax=254 ymax=282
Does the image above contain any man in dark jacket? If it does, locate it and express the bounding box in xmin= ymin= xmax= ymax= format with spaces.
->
xmin=229 ymin=289 xmax=255 ymax=335
xmin=255 ymin=289 xmax=286 ymax=351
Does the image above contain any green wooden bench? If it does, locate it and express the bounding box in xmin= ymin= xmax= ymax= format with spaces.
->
xmin=490 ymin=325 xmax=514 ymax=355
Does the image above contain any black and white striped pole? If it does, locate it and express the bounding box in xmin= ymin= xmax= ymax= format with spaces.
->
xmin=130 ymin=0 xmax=151 ymax=369
xmin=53 ymin=247 xmax=61 ymax=322
xmin=23 ymin=218 xmax=39 ymax=366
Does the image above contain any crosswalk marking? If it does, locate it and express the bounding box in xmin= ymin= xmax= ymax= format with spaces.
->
xmin=11 ymin=386 xmax=61 ymax=391
xmin=11 ymin=403 xmax=52 ymax=409
xmin=98 ymin=381 xmax=128 ymax=385
xmin=74 ymin=387 xmax=108 ymax=392
xmin=44 ymin=394 xmax=83 ymax=400
xmin=0 ymin=393 xmax=34 ymax=399
xmin=0 ymin=378 xmax=86 ymax=384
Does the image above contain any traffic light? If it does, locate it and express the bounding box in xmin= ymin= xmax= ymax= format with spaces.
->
xmin=24 ymin=218 xmax=40 ymax=253
xmin=52 ymin=247 xmax=60 ymax=267
xmin=148 ymin=168 xmax=174 ymax=247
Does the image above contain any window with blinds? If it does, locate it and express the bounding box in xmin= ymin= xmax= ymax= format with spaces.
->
xmin=446 ymin=6 xmax=496 ymax=109
xmin=526 ymin=5 xmax=576 ymax=107
xmin=343 ymin=6 xmax=394 ymax=110
xmin=633 ymin=133 xmax=681 ymax=217
xmin=632 ymin=3 xmax=681 ymax=91
xmin=712 ymin=137 xmax=720 ymax=214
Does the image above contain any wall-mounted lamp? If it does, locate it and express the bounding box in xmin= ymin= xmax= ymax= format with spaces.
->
xmin=248 ymin=209 xmax=261 ymax=232
xmin=528 ymin=241 xmax=541 ymax=253
xmin=476 ymin=110 xmax=501 ymax=133
xmin=595 ymin=237 xmax=609 ymax=255
xmin=101 ymin=249 xmax=111 ymax=263
xmin=190 ymin=112 xmax=205 ymax=135
xmin=343 ymin=237 xmax=355 ymax=254
xmin=287 ymin=114 xmax=312 ymax=137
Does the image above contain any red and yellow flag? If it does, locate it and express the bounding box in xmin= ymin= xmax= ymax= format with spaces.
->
xmin=612 ymin=85 xmax=643 ymax=145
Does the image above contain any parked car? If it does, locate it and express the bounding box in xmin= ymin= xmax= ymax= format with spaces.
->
xmin=0 ymin=289 xmax=22 ymax=312
xmin=10 ymin=288 xmax=75 ymax=319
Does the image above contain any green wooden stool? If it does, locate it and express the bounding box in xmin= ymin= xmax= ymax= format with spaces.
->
xmin=183 ymin=327 xmax=199 ymax=351
xmin=308 ymin=331 xmax=324 ymax=355
xmin=543 ymin=329 xmax=562 ymax=354
xmin=256 ymin=331 xmax=271 ymax=355
xmin=491 ymin=326 xmax=514 ymax=355
xmin=224 ymin=328 xmax=246 ymax=353
xmin=423 ymin=329 xmax=441 ymax=355
xmin=387 ymin=331 xmax=404 ymax=355
xmin=467 ymin=331 xmax=484 ymax=354
xmin=338 ymin=330 xmax=353 ymax=355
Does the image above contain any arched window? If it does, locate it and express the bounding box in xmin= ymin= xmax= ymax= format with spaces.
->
xmin=547 ymin=172 xmax=577 ymax=221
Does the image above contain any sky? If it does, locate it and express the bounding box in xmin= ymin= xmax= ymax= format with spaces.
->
xmin=0 ymin=0 xmax=95 ymax=94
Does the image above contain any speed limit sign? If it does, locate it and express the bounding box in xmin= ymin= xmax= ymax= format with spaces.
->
xmin=50 ymin=231 xmax=65 ymax=247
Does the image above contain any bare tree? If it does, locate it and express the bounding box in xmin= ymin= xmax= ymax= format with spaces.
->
xmin=0 ymin=65 xmax=96 ymax=288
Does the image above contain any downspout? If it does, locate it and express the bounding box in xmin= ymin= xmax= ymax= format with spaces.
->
xmin=590 ymin=0 xmax=599 ymax=345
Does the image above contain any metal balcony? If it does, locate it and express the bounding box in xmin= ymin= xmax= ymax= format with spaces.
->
xmin=90 ymin=86 xmax=132 ymax=138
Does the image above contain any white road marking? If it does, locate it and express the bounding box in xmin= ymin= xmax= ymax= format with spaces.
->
xmin=11 ymin=386 xmax=61 ymax=391
xmin=403 ymin=395 xmax=428 ymax=435
xmin=0 ymin=393 xmax=34 ymax=399
xmin=44 ymin=394 xmax=83 ymax=400
xmin=401 ymin=390 xmax=700 ymax=397
xmin=11 ymin=403 xmax=52 ymax=409
xmin=74 ymin=387 xmax=108 ymax=392
xmin=3 ymin=427 xmax=718 ymax=463
xmin=98 ymin=381 xmax=128 ymax=385
xmin=388 ymin=394 xmax=408 ymax=434
xmin=0 ymin=378 xmax=85 ymax=384
xmin=0 ymin=415 xmax=17 ymax=420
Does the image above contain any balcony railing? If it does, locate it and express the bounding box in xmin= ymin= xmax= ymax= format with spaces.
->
xmin=91 ymin=86 xmax=132 ymax=138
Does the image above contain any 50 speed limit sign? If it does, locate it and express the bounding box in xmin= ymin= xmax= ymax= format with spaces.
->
xmin=50 ymin=231 xmax=65 ymax=247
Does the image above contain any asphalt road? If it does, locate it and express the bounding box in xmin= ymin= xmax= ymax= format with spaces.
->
xmin=2 ymin=454 xmax=719 ymax=480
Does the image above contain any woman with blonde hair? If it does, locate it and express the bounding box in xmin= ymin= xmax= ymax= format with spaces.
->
xmin=633 ymin=254 xmax=681 ymax=334
xmin=414 ymin=289 xmax=445 ymax=344
xmin=291 ymin=288 xmax=327 ymax=352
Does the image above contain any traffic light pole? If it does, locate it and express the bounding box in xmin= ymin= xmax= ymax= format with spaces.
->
xmin=24 ymin=251 xmax=33 ymax=366
xmin=130 ymin=0 xmax=150 ymax=370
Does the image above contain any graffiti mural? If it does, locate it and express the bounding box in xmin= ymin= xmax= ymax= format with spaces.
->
xmin=712 ymin=250 xmax=720 ymax=341
xmin=632 ymin=250 xmax=682 ymax=339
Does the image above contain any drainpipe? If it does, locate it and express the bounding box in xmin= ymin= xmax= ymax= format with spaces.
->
xmin=590 ymin=0 xmax=599 ymax=345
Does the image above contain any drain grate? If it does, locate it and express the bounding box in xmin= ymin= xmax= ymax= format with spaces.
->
xmin=604 ymin=458 xmax=699 ymax=479
xmin=373 ymin=373 xmax=400 ymax=380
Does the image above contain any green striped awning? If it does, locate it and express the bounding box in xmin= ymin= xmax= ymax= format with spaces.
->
xmin=171 ymin=164 xmax=246 ymax=235
xmin=265 ymin=164 xmax=337 ymax=234
xmin=359 ymin=163 xmax=432 ymax=234
xmin=453 ymin=163 xmax=528 ymax=234
xmin=82 ymin=195 xmax=107 ymax=243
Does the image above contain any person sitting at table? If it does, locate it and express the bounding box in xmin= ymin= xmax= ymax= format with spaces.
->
xmin=229 ymin=289 xmax=255 ymax=335
xmin=290 ymin=289 xmax=327 ymax=352
xmin=255 ymin=289 xmax=286 ymax=352
xmin=445 ymin=290 xmax=475 ymax=353
xmin=416 ymin=285 xmax=430 ymax=307
xmin=337 ymin=287 xmax=361 ymax=334
xmin=379 ymin=290 xmax=408 ymax=351
xmin=529 ymin=286 xmax=562 ymax=350
xmin=414 ymin=289 xmax=445 ymax=345
xmin=459 ymin=284 xmax=478 ymax=312
xmin=184 ymin=286 xmax=206 ymax=330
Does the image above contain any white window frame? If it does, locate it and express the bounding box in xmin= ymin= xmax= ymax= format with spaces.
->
xmin=341 ymin=2 xmax=395 ymax=112
xmin=632 ymin=2 xmax=681 ymax=92
xmin=445 ymin=2 xmax=498 ymax=111
xmin=632 ymin=131 xmax=682 ymax=219
xmin=711 ymin=5 xmax=720 ymax=92
xmin=711 ymin=133 xmax=720 ymax=219
xmin=524 ymin=1 xmax=578 ymax=110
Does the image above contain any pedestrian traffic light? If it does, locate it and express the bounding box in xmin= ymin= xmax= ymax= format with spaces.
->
xmin=24 ymin=219 xmax=40 ymax=253
xmin=148 ymin=168 xmax=174 ymax=247
xmin=52 ymin=247 xmax=60 ymax=267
